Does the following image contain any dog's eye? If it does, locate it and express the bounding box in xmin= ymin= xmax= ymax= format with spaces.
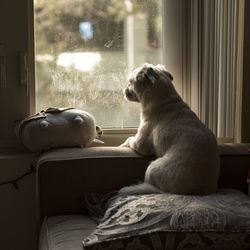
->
xmin=136 ymin=74 xmax=144 ymax=82
xmin=129 ymin=79 xmax=135 ymax=84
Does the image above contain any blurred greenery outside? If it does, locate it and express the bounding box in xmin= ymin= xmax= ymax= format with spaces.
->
xmin=34 ymin=0 xmax=162 ymax=128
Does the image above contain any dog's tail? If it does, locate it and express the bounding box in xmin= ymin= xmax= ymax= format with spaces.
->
xmin=118 ymin=182 xmax=164 ymax=196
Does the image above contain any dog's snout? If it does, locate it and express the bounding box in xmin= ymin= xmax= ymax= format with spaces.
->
xmin=124 ymin=88 xmax=134 ymax=100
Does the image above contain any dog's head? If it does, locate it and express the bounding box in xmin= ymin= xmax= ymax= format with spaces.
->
xmin=123 ymin=63 xmax=173 ymax=103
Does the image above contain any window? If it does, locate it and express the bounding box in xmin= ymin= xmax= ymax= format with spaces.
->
xmin=0 ymin=0 xmax=248 ymax=151
xmin=31 ymin=0 xmax=245 ymax=145
xmin=34 ymin=0 xmax=163 ymax=128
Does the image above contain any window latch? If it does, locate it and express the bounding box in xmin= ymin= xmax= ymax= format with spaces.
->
xmin=20 ymin=52 xmax=29 ymax=95
xmin=0 ymin=44 xmax=7 ymax=88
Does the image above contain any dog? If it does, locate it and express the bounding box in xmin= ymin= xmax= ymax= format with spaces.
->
xmin=120 ymin=63 xmax=220 ymax=195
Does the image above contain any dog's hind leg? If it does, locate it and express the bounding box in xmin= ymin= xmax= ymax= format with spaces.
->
xmin=144 ymin=156 xmax=178 ymax=192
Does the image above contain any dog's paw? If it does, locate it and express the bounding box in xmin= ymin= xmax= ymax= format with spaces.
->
xmin=119 ymin=136 xmax=134 ymax=147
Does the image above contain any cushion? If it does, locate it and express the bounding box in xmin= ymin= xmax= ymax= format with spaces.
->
xmin=82 ymin=188 xmax=250 ymax=249
xmin=39 ymin=215 xmax=96 ymax=250
xmin=17 ymin=107 xmax=102 ymax=152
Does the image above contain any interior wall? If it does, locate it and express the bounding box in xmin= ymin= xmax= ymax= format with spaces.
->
xmin=0 ymin=155 xmax=38 ymax=250
xmin=241 ymin=0 xmax=250 ymax=143
xmin=0 ymin=1 xmax=38 ymax=249
xmin=0 ymin=0 xmax=30 ymax=149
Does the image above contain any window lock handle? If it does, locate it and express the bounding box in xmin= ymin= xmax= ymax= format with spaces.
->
xmin=0 ymin=44 xmax=7 ymax=88
xmin=20 ymin=52 xmax=29 ymax=96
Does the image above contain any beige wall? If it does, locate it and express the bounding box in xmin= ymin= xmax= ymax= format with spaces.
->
xmin=242 ymin=0 xmax=250 ymax=142
xmin=0 ymin=155 xmax=37 ymax=250
xmin=0 ymin=1 xmax=37 ymax=249
xmin=0 ymin=0 xmax=30 ymax=149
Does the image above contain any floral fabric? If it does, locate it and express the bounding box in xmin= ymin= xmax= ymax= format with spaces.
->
xmin=83 ymin=189 xmax=250 ymax=249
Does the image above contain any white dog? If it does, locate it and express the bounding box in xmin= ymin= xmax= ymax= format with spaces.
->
xmin=120 ymin=63 xmax=220 ymax=195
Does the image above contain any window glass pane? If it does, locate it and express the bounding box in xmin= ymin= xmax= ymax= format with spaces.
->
xmin=34 ymin=0 xmax=162 ymax=128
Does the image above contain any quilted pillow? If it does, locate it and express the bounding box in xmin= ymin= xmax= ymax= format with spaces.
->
xmin=17 ymin=107 xmax=102 ymax=152
xmin=82 ymin=189 xmax=250 ymax=250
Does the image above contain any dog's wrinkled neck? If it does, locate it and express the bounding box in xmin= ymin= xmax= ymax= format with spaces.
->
xmin=141 ymin=80 xmax=180 ymax=103
xmin=140 ymin=81 xmax=183 ymax=117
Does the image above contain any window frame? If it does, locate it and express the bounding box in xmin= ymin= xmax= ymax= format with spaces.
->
xmin=29 ymin=0 xmax=165 ymax=145
xmin=28 ymin=0 xmax=36 ymax=115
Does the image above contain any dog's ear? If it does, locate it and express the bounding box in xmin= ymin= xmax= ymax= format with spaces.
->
xmin=156 ymin=64 xmax=173 ymax=81
xmin=144 ymin=67 xmax=157 ymax=84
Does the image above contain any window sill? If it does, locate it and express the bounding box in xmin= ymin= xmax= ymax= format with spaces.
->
xmin=94 ymin=128 xmax=136 ymax=146
xmin=0 ymin=128 xmax=135 ymax=156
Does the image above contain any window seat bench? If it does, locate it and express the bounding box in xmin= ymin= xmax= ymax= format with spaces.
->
xmin=37 ymin=144 xmax=250 ymax=250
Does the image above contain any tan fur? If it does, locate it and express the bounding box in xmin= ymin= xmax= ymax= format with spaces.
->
xmin=120 ymin=63 xmax=220 ymax=195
